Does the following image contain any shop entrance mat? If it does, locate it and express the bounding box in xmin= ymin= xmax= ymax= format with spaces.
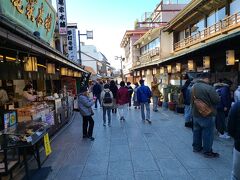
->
xmin=22 ymin=166 xmax=52 ymax=180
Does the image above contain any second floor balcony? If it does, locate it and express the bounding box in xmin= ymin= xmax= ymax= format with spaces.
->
xmin=138 ymin=47 xmax=160 ymax=65
xmin=174 ymin=12 xmax=240 ymax=51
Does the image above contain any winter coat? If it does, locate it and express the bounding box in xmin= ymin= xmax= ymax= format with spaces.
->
xmin=234 ymin=86 xmax=240 ymax=102
xmin=78 ymin=94 xmax=94 ymax=116
xmin=92 ymin=83 xmax=102 ymax=97
xmin=100 ymin=89 xmax=113 ymax=108
xmin=137 ymin=85 xmax=152 ymax=103
xmin=109 ymin=84 xmax=118 ymax=99
xmin=214 ymin=83 xmax=232 ymax=112
xmin=228 ymin=102 xmax=240 ymax=151
xmin=116 ymin=87 xmax=129 ymax=105
xmin=191 ymin=80 xmax=220 ymax=117
xmin=127 ymin=85 xmax=133 ymax=98
xmin=151 ymin=82 xmax=161 ymax=97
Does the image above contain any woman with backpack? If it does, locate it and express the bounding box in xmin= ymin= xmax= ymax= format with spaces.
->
xmin=101 ymin=84 xmax=114 ymax=127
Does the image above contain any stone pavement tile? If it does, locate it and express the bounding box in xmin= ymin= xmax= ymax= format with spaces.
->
xmin=80 ymin=175 xmax=107 ymax=180
xmin=110 ymin=137 xmax=129 ymax=146
xmin=107 ymin=174 xmax=135 ymax=180
xmin=156 ymin=158 xmax=192 ymax=179
xmin=188 ymin=168 xmax=222 ymax=180
xmin=108 ymin=161 xmax=133 ymax=176
xmin=87 ymin=151 xmax=109 ymax=163
xmin=51 ymin=165 xmax=84 ymax=180
xmin=109 ymin=145 xmax=131 ymax=162
xmin=135 ymin=171 xmax=164 ymax=180
xmin=128 ymin=139 xmax=149 ymax=151
xmin=81 ymin=161 xmax=108 ymax=177
xmin=150 ymin=146 xmax=175 ymax=159
xmin=131 ymin=150 xmax=159 ymax=171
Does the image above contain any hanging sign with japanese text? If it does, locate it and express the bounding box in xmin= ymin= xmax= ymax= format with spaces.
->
xmin=56 ymin=0 xmax=67 ymax=34
xmin=0 ymin=0 xmax=56 ymax=43
xmin=67 ymin=25 xmax=78 ymax=63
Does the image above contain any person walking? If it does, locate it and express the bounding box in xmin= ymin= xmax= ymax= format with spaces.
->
xmin=101 ymin=84 xmax=114 ymax=127
xmin=78 ymin=86 xmax=95 ymax=141
xmin=137 ymin=79 xmax=152 ymax=123
xmin=227 ymin=102 xmax=240 ymax=180
xmin=127 ymin=82 xmax=133 ymax=108
xmin=116 ymin=81 xmax=129 ymax=121
xmin=109 ymin=80 xmax=118 ymax=113
xmin=133 ymin=82 xmax=140 ymax=109
xmin=214 ymin=80 xmax=231 ymax=139
xmin=151 ymin=77 xmax=161 ymax=112
xmin=191 ymin=72 xmax=220 ymax=158
xmin=92 ymin=80 xmax=102 ymax=109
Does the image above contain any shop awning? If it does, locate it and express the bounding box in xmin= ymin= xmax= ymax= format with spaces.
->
xmin=0 ymin=16 xmax=87 ymax=73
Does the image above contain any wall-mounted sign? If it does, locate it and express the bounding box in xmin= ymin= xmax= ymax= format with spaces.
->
xmin=56 ymin=0 xmax=67 ymax=34
xmin=67 ymin=24 xmax=78 ymax=63
xmin=0 ymin=0 xmax=56 ymax=43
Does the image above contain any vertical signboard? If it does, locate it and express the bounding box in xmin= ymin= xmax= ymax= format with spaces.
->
xmin=56 ymin=0 xmax=67 ymax=34
xmin=67 ymin=24 xmax=78 ymax=63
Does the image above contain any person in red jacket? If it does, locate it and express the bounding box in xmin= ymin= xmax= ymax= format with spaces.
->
xmin=116 ymin=81 xmax=129 ymax=120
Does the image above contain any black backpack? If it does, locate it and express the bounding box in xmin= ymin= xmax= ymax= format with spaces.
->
xmin=103 ymin=91 xmax=112 ymax=104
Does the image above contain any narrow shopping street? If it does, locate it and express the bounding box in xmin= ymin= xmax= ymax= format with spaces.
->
xmin=20 ymin=107 xmax=233 ymax=180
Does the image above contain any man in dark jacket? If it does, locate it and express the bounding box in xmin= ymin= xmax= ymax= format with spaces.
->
xmin=127 ymin=82 xmax=133 ymax=108
xmin=227 ymin=102 xmax=240 ymax=180
xmin=92 ymin=81 xmax=102 ymax=109
xmin=137 ymin=79 xmax=152 ymax=123
xmin=191 ymin=73 xmax=220 ymax=158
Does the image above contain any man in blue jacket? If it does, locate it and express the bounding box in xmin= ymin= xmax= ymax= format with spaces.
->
xmin=137 ymin=79 xmax=152 ymax=123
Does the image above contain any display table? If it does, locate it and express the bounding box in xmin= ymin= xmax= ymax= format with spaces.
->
xmin=0 ymin=121 xmax=50 ymax=180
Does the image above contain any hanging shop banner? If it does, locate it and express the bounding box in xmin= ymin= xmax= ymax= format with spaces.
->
xmin=56 ymin=0 xmax=67 ymax=34
xmin=44 ymin=133 xmax=52 ymax=156
xmin=0 ymin=0 xmax=56 ymax=43
xmin=67 ymin=25 xmax=78 ymax=63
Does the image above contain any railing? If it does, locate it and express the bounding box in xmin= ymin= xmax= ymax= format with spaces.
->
xmin=174 ymin=12 xmax=240 ymax=51
xmin=139 ymin=47 xmax=159 ymax=64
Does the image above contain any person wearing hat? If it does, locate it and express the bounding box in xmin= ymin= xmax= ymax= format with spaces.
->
xmin=191 ymin=72 xmax=220 ymax=158
xmin=78 ymin=86 xmax=95 ymax=141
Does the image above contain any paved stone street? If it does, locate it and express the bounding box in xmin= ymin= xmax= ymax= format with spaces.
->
xmin=40 ymin=106 xmax=233 ymax=180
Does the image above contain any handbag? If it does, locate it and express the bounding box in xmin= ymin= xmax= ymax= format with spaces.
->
xmin=192 ymin=87 xmax=213 ymax=117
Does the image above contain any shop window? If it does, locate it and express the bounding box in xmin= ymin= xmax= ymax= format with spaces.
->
xmin=230 ymin=0 xmax=240 ymax=15
xmin=178 ymin=31 xmax=185 ymax=41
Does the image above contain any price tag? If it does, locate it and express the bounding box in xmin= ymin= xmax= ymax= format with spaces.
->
xmin=44 ymin=133 xmax=52 ymax=156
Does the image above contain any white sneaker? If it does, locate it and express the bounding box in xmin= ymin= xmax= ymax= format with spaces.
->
xmin=219 ymin=133 xmax=231 ymax=139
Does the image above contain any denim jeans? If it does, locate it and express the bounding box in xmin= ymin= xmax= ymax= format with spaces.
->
xmin=94 ymin=96 xmax=101 ymax=108
xmin=103 ymin=107 xmax=111 ymax=124
xmin=140 ymin=102 xmax=150 ymax=120
xmin=215 ymin=110 xmax=227 ymax=134
xmin=152 ymin=96 xmax=158 ymax=111
xmin=184 ymin=105 xmax=192 ymax=122
xmin=192 ymin=116 xmax=214 ymax=153
xmin=231 ymin=148 xmax=240 ymax=180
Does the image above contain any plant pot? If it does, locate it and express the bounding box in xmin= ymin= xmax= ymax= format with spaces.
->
xmin=168 ymin=102 xmax=176 ymax=111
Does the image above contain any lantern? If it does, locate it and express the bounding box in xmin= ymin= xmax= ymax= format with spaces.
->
xmin=24 ymin=57 xmax=38 ymax=71
xmin=147 ymin=69 xmax=151 ymax=75
xmin=46 ymin=63 xmax=55 ymax=74
xmin=176 ymin=63 xmax=181 ymax=72
xmin=137 ymin=71 xmax=140 ymax=76
xmin=61 ymin=68 xmax=67 ymax=76
xmin=141 ymin=70 xmax=145 ymax=76
xmin=203 ymin=56 xmax=210 ymax=69
xmin=167 ymin=65 xmax=172 ymax=73
xmin=188 ymin=60 xmax=195 ymax=71
xmin=67 ymin=69 xmax=73 ymax=76
xmin=226 ymin=50 xmax=235 ymax=65
xmin=153 ymin=68 xmax=157 ymax=75
xmin=134 ymin=71 xmax=137 ymax=76
xmin=160 ymin=67 xmax=164 ymax=74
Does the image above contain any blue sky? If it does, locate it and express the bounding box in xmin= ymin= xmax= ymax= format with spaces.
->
xmin=53 ymin=0 xmax=190 ymax=69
